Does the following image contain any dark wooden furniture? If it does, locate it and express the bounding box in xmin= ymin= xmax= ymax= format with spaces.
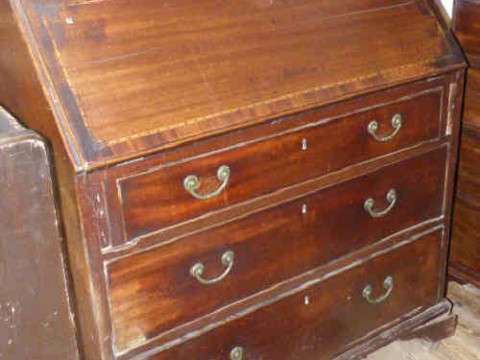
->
xmin=0 ymin=1 xmax=466 ymax=359
xmin=0 ymin=107 xmax=80 ymax=360
xmin=450 ymin=0 xmax=480 ymax=288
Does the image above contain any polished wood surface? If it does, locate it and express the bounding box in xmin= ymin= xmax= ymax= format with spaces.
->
xmin=108 ymin=148 xmax=446 ymax=352
xmin=146 ymin=230 xmax=442 ymax=360
xmin=105 ymin=75 xmax=452 ymax=250
xmin=450 ymin=0 xmax=480 ymax=287
xmin=120 ymin=86 xmax=443 ymax=241
xmin=1 ymin=0 xmax=466 ymax=359
xmin=10 ymin=0 xmax=463 ymax=170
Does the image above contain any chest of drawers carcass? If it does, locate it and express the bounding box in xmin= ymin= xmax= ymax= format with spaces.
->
xmin=0 ymin=0 xmax=466 ymax=359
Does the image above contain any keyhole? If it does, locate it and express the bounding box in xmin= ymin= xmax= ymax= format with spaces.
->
xmin=302 ymin=138 xmax=307 ymax=151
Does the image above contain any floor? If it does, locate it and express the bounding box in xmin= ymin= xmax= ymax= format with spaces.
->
xmin=367 ymin=282 xmax=480 ymax=360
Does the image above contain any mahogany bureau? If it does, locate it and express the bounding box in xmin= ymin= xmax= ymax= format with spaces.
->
xmin=449 ymin=0 xmax=480 ymax=288
xmin=0 ymin=1 xmax=466 ymax=359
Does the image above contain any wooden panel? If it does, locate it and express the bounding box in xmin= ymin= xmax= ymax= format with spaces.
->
xmin=13 ymin=0 xmax=464 ymax=169
xmin=450 ymin=0 xmax=480 ymax=288
xmin=144 ymin=229 xmax=442 ymax=360
xmin=119 ymin=88 xmax=443 ymax=241
xmin=463 ymin=68 xmax=480 ymax=130
xmin=456 ymin=130 xmax=480 ymax=198
xmin=107 ymin=148 xmax=446 ymax=353
xmin=450 ymin=197 xmax=480 ymax=279
xmin=453 ymin=0 xmax=480 ymax=59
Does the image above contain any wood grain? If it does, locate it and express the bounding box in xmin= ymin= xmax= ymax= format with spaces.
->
xmin=456 ymin=130 xmax=480 ymax=199
xmin=464 ymin=68 xmax=480 ymax=130
xmin=108 ymin=148 xmax=446 ymax=352
xmin=142 ymin=230 xmax=442 ymax=360
xmin=12 ymin=0 xmax=464 ymax=169
xmin=119 ymin=87 xmax=443 ymax=240
xmin=0 ymin=1 xmax=113 ymax=358
xmin=453 ymin=0 xmax=480 ymax=60
xmin=449 ymin=0 xmax=480 ymax=287
xmin=1 ymin=0 xmax=467 ymax=359
xmin=450 ymin=196 xmax=480 ymax=276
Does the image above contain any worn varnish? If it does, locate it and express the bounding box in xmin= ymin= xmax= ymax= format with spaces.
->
xmin=0 ymin=0 xmax=466 ymax=359
xmin=0 ymin=108 xmax=80 ymax=360
xmin=119 ymin=87 xmax=443 ymax=240
xmin=450 ymin=0 xmax=480 ymax=288
xmin=108 ymin=148 xmax=446 ymax=352
xmin=145 ymin=229 xmax=442 ymax=360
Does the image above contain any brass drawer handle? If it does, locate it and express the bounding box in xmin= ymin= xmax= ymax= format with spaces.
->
xmin=229 ymin=346 xmax=244 ymax=360
xmin=362 ymin=276 xmax=394 ymax=304
xmin=364 ymin=188 xmax=397 ymax=218
xmin=190 ymin=250 xmax=234 ymax=285
xmin=368 ymin=113 xmax=402 ymax=142
xmin=183 ymin=165 xmax=230 ymax=200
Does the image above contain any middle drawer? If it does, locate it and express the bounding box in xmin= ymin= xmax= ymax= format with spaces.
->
xmin=107 ymin=147 xmax=446 ymax=353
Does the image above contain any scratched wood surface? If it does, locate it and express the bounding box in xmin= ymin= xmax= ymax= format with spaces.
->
xmin=366 ymin=281 xmax=480 ymax=360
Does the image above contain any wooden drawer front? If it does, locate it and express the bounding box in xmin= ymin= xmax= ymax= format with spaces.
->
xmin=457 ymin=130 xmax=480 ymax=199
xmin=107 ymin=148 xmax=446 ymax=353
xmin=119 ymin=89 xmax=442 ymax=241
xmin=146 ymin=229 xmax=442 ymax=360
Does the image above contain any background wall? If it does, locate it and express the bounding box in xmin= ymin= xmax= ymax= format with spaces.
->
xmin=440 ymin=0 xmax=454 ymax=17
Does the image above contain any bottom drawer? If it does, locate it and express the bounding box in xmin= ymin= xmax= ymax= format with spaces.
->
xmin=147 ymin=229 xmax=442 ymax=360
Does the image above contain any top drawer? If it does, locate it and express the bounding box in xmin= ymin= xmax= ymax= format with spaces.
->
xmin=119 ymin=88 xmax=442 ymax=241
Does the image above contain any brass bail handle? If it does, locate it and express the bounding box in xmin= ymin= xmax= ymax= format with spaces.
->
xmin=362 ymin=276 xmax=394 ymax=304
xmin=229 ymin=347 xmax=244 ymax=360
xmin=190 ymin=250 xmax=235 ymax=285
xmin=183 ymin=165 xmax=230 ymax=199
xmin=364 ymin=188 xmax=397 ymax=218
xmin=368 ymin=113 xmax=402 ymax=142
